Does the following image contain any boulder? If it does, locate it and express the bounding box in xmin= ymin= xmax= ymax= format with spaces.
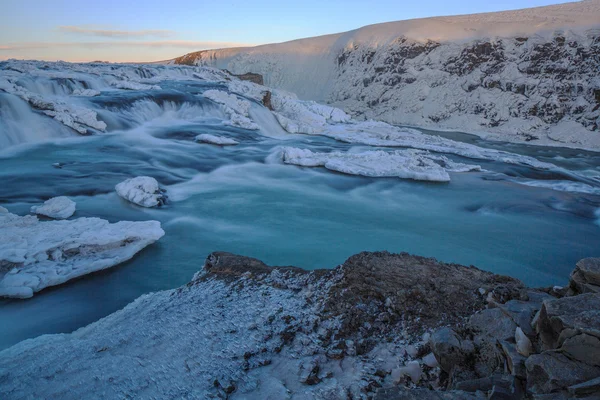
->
xmin=496 ymin=293 xmax=550 ymax=336
xmin=525 ymin=351 xmax=600 ymax=394
xmin=430 ymin=328 xmax=464 ymax=373
xmin=534 ymin=294 xmax=600 ymax=351
xmin=569 ymin=258 xmax=600 ymax=295
xmin=567 ymin=376 xmax=600 ymax=398
xmin=500 ymin=341 xmax=527 ymax=378
xmin=469 ymin=308 xmax=516 ymax=342
xmin=560 ymin=333 xmax=600 ymax=367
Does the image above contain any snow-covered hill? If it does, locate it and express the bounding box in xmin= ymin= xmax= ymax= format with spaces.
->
xmin=172 ymin=0 xmax=600 ymax=150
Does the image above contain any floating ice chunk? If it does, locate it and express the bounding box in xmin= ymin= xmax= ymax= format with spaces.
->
xmin=195 ymin=134 xmax=239 ymax=146
xmin=30 ymin=196 xmax=76 ymax=219
xmin=202 ymin=89 xmax=259 ymax=130
xmin=0 ymin=206 xmax=8 ymax=213
xmin=116 ymin=176 xmax=167 ymax=208
xmin=71 ymin=88 xmax=100 ymax=97
xmin=321 ymin=121 xmax=555 ymax=169
xmin=111 ymin=81 xmax=161 ymax=91
xmin=0 ymin=212 xmax=164 ymax=298
xmin=512 ymin=179 xmax=600 ymax=195
xmin=281 ymin=147 xmax=481 ymax=182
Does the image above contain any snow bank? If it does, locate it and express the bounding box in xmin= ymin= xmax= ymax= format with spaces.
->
xmin=201 ymin=89 xmax=259 ymax=130
xmin=0 ymin=212 xmax=164 ymax=298
xmin=281 ymin=147 xmax=481 ymax=182
xmin=195 ymin=134 xmax=239 ymax=146
xmin=115 ymin=176 xmax=167 ymax=208
xmin=30 ymin=196 xmax=76 ymax=219
xmin=174 ymin=0 xmax=600 ymax=150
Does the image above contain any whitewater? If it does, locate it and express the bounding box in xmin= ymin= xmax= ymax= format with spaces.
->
xmin=0 ymin=60 xmax=599 ymax=351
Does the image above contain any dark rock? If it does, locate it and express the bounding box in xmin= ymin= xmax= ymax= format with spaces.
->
xmin=323 ymin=251 xmax=523 ymax=343
xmin=453 ymin=374 xmax=510 ymax=392
xmin=430 ymin=328 xmax=464 ymax=373
xmin=500 ymin=341 xmax=527 ymax=379
xmin=374 ymin=386 xmax=484 ymax=399
xmin=560 ymin=333 xmax=600 ymax=367
xmin=201 ymin=252 xmax=307 ymax=280
xmin=570 ymin=258 xmax=600 ymax=295
xmin=525 ymin=351 xmax=600 ymax=394
xmin=469 ymin=308 xmax=516 ymax=342
xmin=496 ymin=292 xmax=551 ymax=336
xmin=488 ymin=385 xmax=515 ymax=400
xmin=262 ymin=91 xmax=273 ymax=110
xmin=535 ymin=293 xmax=600 ymax=351
xmin=568 ymin=376 xmax=600 ymax=397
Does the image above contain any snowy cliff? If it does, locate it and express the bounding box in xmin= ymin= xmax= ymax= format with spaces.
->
xmin=173 ymin=0 xmax=600 ymax=150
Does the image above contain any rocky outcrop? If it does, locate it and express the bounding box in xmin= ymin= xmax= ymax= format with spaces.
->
xmin=1 ymin=252 xmax=598 ymax=399
xmin=421 ymin=260 xmax=600 ymax=399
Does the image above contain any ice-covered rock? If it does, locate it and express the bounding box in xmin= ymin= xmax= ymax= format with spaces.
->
xmin=110 ymin=81 xmax=161 ymax=91
xmin=0 ymin=212 xmax=164 ymax=299
xmin=0 ymin=250 xmax=525 ymax=398
xmin=194 ymin=134 xmax=239 ymax=146
xmin=30 ymin=196 xmax=76 ymax=219
xmin=71 ymin=88 xmax=100 ymax=97
xmin=281 ymin=147 xmax=481 ymax=182
xmin=202 ymin=89 xmax=259 ymax=130
xmin=115 ymin=176 xmax=167 ymax=208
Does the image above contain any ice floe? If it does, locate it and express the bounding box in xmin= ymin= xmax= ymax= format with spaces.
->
xmin=195 ymin=134 xmax=239 ymax=146
xmin=0 ymin=212 xmax=164 ymax=298
xmin=115 ymin=176 xmax=167 ymax=208
xmin=30 ymin=196 xmax=76 ymax=219
xmin=281 ymin=147 xmax=481 ymax=182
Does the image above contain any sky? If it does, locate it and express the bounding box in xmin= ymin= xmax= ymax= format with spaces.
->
xmin=0 ymin=0 xmax=574 ymax=62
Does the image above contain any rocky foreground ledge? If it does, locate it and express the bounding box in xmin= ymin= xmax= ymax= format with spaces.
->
xmin=0 ymin=252 xmax=598 ymax=399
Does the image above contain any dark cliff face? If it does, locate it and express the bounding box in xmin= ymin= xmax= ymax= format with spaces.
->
xmin=332 ymin=33 xmax=600 ymax=134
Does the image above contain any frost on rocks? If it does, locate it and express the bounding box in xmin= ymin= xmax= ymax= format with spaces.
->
xmin=115 ymin=176 xmax=167 ymax=208
xmin=202 ymin=89 xmax=259 ymax=130
xmin=0 ymin=212 xmax=164 ymax=299
xmin=195 ymin=134 xmax=239 ymax=146
xmin=30 ymin=196 xmax=76 ymax=219
xmin=281 ymin=147 xmax=481 ymax=182
xmin=0 ymin=251 xmax=522 ymax=398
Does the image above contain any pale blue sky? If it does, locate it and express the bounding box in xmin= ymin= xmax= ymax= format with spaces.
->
xmin=0 ymin=0 xmax=572 ymax=62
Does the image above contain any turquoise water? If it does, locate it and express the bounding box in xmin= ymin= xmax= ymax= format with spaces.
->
xmin=0 ymin=80 xmax=599 ymax=351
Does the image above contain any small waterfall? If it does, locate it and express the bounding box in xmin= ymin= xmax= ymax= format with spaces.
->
xmin=0 ymin=93 xmax=74 ymax=149
xmin=13 ymin=76 xmax=104 ymax=97
xmin=97 ymin=98 xmax=226 ymax=131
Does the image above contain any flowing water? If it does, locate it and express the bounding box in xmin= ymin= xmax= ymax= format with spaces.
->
xmin=1 ymin=76 xmax=599 ymax=351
